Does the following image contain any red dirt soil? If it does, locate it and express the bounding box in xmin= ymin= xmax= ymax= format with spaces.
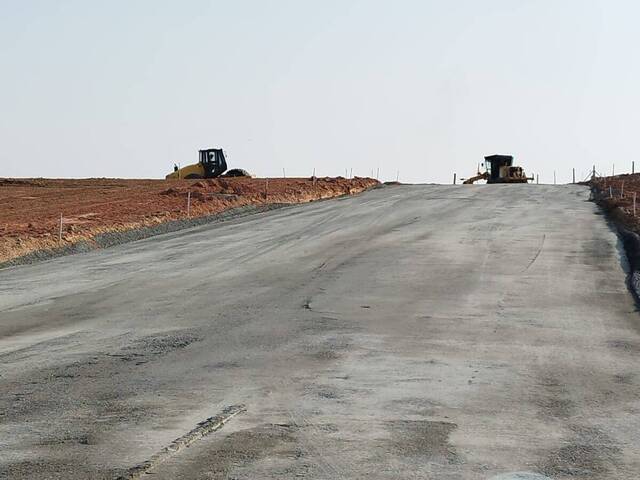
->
xmin=0 ymin=177 xmax=378 ymax=263
xmin=591 ymin=174 xmax=640 ymax=226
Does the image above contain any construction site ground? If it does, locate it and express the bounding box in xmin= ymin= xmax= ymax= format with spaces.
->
xmin=0 ymin=177 xmax=377 ymax=266
xmin=590 ymin=173 xmax=640 ymax=227
xmin=2 ymin=184 xmax=640 ymax=479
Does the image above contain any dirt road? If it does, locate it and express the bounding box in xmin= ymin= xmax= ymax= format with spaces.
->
xmin=1 ymin=185 xmax=639 ymax=479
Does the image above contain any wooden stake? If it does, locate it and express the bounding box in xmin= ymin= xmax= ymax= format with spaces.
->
xmin=58 ymin=213 xmax=63 ymax=243
xmin=187 ymin=191 xmax=191 ymax=217
xmin=453 ymin=173 xmax=457 ymax=185
xmin=572 ymin=168 xmax=575 ymax=184
xmin=634 ymin=192 xmax=637 ymax=217
xmin=536 ymin=174 xmax=539 ymax=185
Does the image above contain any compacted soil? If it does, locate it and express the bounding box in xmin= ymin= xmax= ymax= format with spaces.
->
xmin=0 ymin=177 xmax=378 ymax=264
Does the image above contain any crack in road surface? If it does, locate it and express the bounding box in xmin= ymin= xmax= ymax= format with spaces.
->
xmin=523 ymin=234 xmax=546 ymax=272
xmin=117 ymin=404 xmax=246 ymax=480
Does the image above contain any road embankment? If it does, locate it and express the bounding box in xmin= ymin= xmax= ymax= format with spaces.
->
xmin=590 ymin=174 xmax=640 ymax=300
xmin=0 ymin=176 xmax=378 ymax=268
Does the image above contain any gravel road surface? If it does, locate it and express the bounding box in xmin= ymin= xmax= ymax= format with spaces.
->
xmin=1 ymin=185 xmax=639 ymax=479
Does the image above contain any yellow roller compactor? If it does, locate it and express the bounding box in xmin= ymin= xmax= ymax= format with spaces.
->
xmin=463 ymin=155 xmax=532 ymax=184
xmin=166 ymin=149 xmax=227 ymax=180
xmin=166 ymin=148 xmax=251 ymax=180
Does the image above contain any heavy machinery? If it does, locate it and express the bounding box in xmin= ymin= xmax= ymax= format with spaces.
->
xmin=463 ymin=155 xmax=532 ymax=184
xmin=166 ymin=148 xmax=228 ymax=179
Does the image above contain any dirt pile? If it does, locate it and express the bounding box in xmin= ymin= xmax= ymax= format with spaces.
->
xmin=0 ymin=177 xmax=378 ymax=265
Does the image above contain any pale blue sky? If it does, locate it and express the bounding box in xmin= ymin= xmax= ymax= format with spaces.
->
xmin=1 ymin=0 xmax=638 ymax=183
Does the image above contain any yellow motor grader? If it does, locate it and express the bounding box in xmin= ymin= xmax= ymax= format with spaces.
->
xmin=463 ymin=155 xmax=532 ymax=184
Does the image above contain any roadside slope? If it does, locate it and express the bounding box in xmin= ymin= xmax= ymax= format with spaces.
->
xmin=0 ymin=176 xmax=377 ymax=266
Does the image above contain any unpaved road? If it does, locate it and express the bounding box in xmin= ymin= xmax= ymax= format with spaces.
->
xmin=1 ymin=185 xmax=640 ymax=479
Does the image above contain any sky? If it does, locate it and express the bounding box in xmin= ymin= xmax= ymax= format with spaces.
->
xmin=1 ymin=0 xmax=639 ymax=183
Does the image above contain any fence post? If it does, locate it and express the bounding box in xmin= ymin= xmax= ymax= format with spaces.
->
xmin=187 ymin=191 xmax=191 ymax=217
xmin=376 ymin=167 xmax=380 ymax=181
xmin=613 ymin=164 xmax=615 ymax=176
xmin=610 ymin=186 xmax=613 ymax=198
xmin=634 ymin=192 xmax=637 ymax=217
xmin=58 ymin=213 xmax=63 ymax=243
xmin=592 ymin=165 xmax=596 ymax=180
xmin=350 ymin=167 xmax=353 ymax=179
xmin=536 ymin=174 xmax=539 ymax=185
xmin=572 ymin=168 xmax=575 ymax=184
xmin=633 ymin=161 xmax=635 ymax=175
xmin=396 ymin=170 xmax=399 ymax=182
xmin=621 ymin=181 xmax=625 ymax=198
xmin=265 ymin=179 xmax=269 ymax=199
xmin=453 ymin=173 xmax=457 ymax=185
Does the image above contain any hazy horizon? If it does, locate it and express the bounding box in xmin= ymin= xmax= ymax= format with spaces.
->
xmin=2 ymin=0 xmax=639 ymax=183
